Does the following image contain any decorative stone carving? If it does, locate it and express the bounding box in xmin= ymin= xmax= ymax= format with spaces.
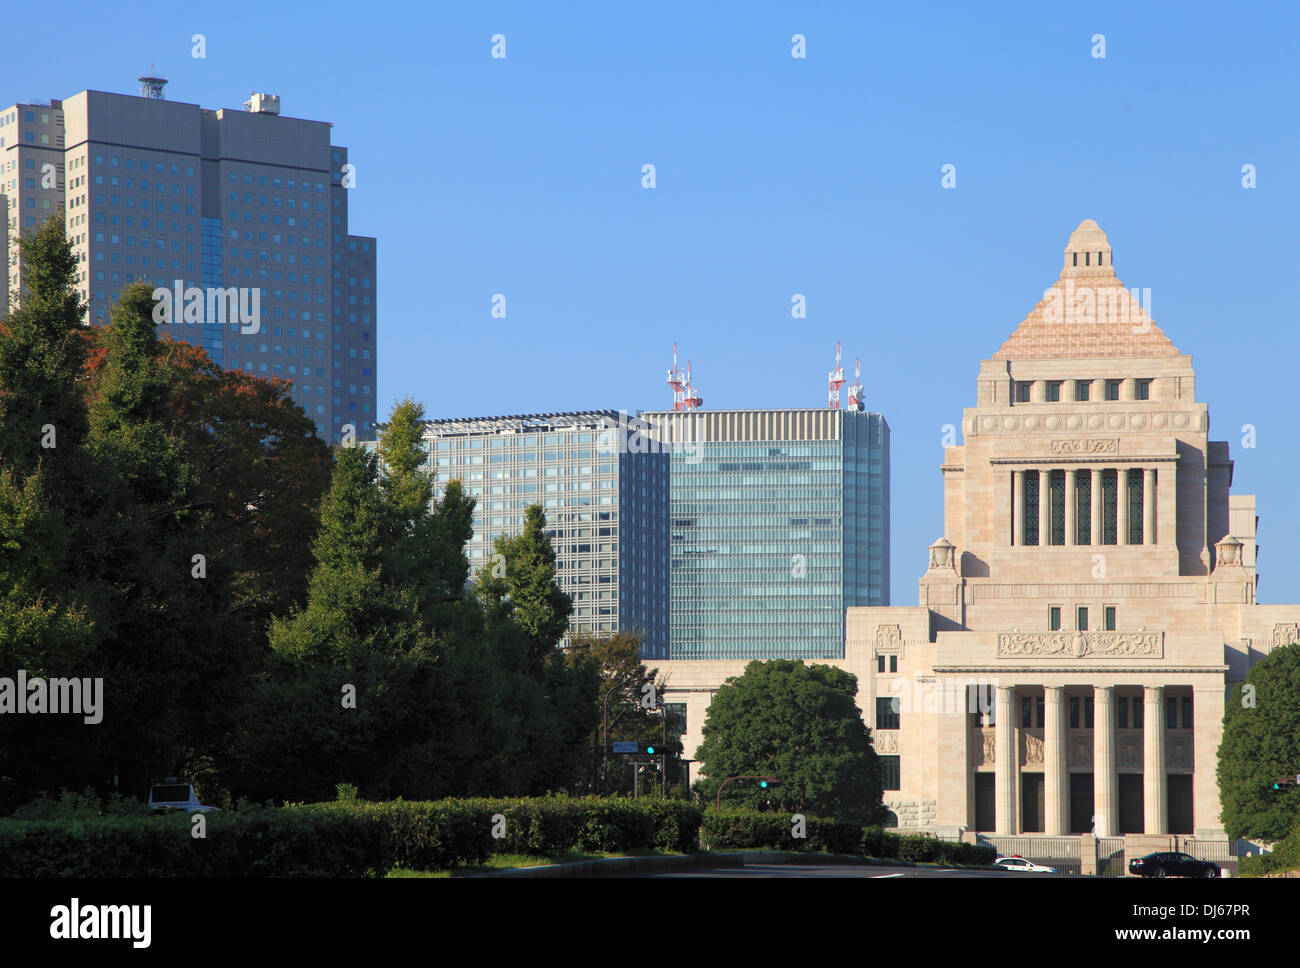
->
xmin=997 ymin=630 xmax=1163 ymax=658
xmin=1068 ymin=736 xmax=1092 ymax=768
xmin=1118 ymin=735 xmax=1141 ymax=769
xmin=1168 ymin=737 xmax=1192 ymax=769
xmin=875 ymin=624 xmax=902 ymax=651
xmin=874 ymin=731 xmax=899 ymax=754
xmin=1272 ymin=623 xmax=1299 ymax=648
xmin=1023 ymin=732 xmax=1044 ymax=765
xmin=1050 ymin=438 xmax=1119 ymax=456
xmin=928 ymin=537 xmax=956 ymax=571
xmin=1215 ymin=535 xmax=1243 ymax=567
xmin=975 ymin=731 xmax=995 ymax=766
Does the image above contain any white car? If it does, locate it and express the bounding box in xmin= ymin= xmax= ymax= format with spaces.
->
xmin=148 ymin=780 xmax=222 ymax=814
xmin=994 ymin=855 xmax=1056 ymax=873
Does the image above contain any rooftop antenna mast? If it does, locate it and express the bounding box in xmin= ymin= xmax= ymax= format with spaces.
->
xmin=828 ymin=341 xmax=845 ymax=408
xmin=682 ymin=359 xmax=703 ymax=410
xmin=847 ymin=356 xmax=865 ymax=410
xmin=138 ymin=62 xmax=168 ymax=100
xmin=666 ymin=342 xmax=685 ymax=411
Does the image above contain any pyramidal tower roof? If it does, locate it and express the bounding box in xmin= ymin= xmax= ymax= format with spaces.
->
xmin=993 ymin=220 xmax=1181 ymax=359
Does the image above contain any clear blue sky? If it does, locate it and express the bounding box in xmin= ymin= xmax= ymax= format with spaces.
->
xmin=13 ymin=0 xmax=1300 ymax=601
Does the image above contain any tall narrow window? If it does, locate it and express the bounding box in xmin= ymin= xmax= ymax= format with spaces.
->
xmin=1049 ymin=606 xmax=1061 ymax=631
xmin=1022 ymin=697 xmax=1033 ymax=728
xmin=1118 ymin=697 xmax=1128 ymax=728
xmin=1047 ymin=381 xmax=1061 ymax=401
xmin=1182 ymin=696 xmax=1193 ymax=729
xmin=1024 ymin=471 xmax=1040 ymax=546
xmin=1085 ymin=252 xmax=1090 ymax=266
xmin=1135 ymin=379 xmax=1151 ymax=400
xmin=1106 ymin=380 xmax=1121 ymax=401
xmin=1167 ymin=697 xmax=1178 ymax=730
xmin=1128 ymin=470 xmax=1144 ymax=544
xmin=1104 ymin=606 xmax=1116 ymax=631
xmin=1076 ymin=470 xmax=1092 ymax=545
xmin=1133 ymin=698 xmax=1143 ymax=729
xmin=1050 ymin=470 xmax=1065 ymax=545
xmin=1077 ymin=606 xmax=1089 ymax=631
xmin=1076 ymin=380 xmax=1091 ymax=401
xmin=1101 ymin=470 xmax=1118 ymax=544
xmin=1085 ymin=698 xmax=1095 ymax=728
xmin=1017 ymin=382 xmax=1031 ymax=403
xmin=1070 ymin=697 xmax=1080 ymax=728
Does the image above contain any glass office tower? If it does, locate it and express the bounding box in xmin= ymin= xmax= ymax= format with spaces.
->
xmin=644 ymin=407 xmax=889 ymax=661
xmin=369 ymin=411 xmax=668 ymax=655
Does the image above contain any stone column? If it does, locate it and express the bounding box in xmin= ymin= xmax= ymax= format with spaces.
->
xmin=1038 ymin=470 xmax=1051 ymax=547
xmin=1144 ymin=468 xmax=1156 ymax=546
xmin=1013 ymin=470 xmax=1024 ymax=546
xmin=1044 ymin=686 xmax=1068 ymax=836
xmin=1064 ymin=469 xmax=1077 ymax=546
xmin=1094 ymin=686 xmax=1117 ymax=837
xmin=995 ymin=685 xmax=1017 ymax=834
xmin=1116 ymin=469 xmax=1128 ymax=545
xmin=1143 ymin=686 xmax=1167 ymax=834
xmin=1090 ymin=468 xmax=1102 ymax=546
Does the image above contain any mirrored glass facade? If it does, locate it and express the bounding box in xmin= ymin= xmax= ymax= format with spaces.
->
xmin=646 ymin=408 xmax=889 ymax=661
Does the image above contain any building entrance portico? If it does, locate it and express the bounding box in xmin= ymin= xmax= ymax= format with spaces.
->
xmin=966 ymin=675 xmax=1201 ymax=837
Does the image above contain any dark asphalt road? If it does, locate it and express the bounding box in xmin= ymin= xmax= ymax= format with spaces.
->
xmin=640 ymin=863 xmax=1066 ymax=878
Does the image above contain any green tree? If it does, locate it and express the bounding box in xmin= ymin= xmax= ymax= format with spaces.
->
xmin=0 ymin=220 xmax=332 ymax=809
xmin=474 ymin=504 xmax=572 ymax=665
xmin=1218 ymin=642 xmax=1300 ymax=840
xmin=693 ymin=659 xmax=885 ymax=824
xmin=251 ymin=399 xmax=481 ymax=801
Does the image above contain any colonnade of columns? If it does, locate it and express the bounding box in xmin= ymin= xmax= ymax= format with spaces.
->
xmin=1011 ymin=467 xmax=1157 ymax=546
xmin=992 ymin=684 xmax=1168 ymax=836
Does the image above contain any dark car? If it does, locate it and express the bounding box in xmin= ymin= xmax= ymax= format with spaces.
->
xmin=1129 ymin=851 xmax=1219 ymax=878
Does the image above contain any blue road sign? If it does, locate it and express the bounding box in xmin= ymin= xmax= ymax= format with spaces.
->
xmin=612 ymin=742 xmax=639 ymax=753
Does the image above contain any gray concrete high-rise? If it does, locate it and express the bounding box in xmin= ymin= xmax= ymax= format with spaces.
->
xmin=0 ymin=85 xmax=376 ymax=442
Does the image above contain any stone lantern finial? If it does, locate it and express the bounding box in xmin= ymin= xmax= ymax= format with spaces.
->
xmin=928 ymin=537 xmax=956 ymax=571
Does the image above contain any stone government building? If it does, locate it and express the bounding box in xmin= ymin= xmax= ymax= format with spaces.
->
xmin=661 ymin=220 xmax=1300 ymax=844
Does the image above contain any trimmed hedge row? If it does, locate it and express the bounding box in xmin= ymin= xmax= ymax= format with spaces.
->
xmin=700 ymin=808 xmax=997 ymax=866
xmin=1237 ymin=825 xmax=1300 ymax=877
xmin=0 ymin=797 xmax=703 ymax=877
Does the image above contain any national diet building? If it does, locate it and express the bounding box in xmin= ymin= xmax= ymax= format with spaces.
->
xmin=661 ymin=220 xmax=1300 ymax=847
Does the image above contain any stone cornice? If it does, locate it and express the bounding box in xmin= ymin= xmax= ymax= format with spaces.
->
xmin=990 ymin=455 xmax=1179 ymax=465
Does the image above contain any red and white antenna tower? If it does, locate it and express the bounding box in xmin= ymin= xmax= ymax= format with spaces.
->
xmin=666 ymin=342 xmax=685 ymax=410
xmin=682 ymin=359 xmax=703 ymax=410
xmin=828 ymin=341 xmax=845 ymax=409
xmin=847 ymin=356 xmax=864 ymax=410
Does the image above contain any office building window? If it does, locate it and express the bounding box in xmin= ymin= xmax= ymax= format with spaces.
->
xmin=876 ymin=696 xmax=900 ymax=731
xmin=879 ymin=756 xmax=900 ymax=791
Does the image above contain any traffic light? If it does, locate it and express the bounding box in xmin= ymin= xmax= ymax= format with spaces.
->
xmin=1272 ymin=775 xmax=1299 ymax=791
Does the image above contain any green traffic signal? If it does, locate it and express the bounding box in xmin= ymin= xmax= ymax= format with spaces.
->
xmin=646 ymin=746 xmax=656 ymax=755
xmin=759 ymin=780 xmax=768 ymax=789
